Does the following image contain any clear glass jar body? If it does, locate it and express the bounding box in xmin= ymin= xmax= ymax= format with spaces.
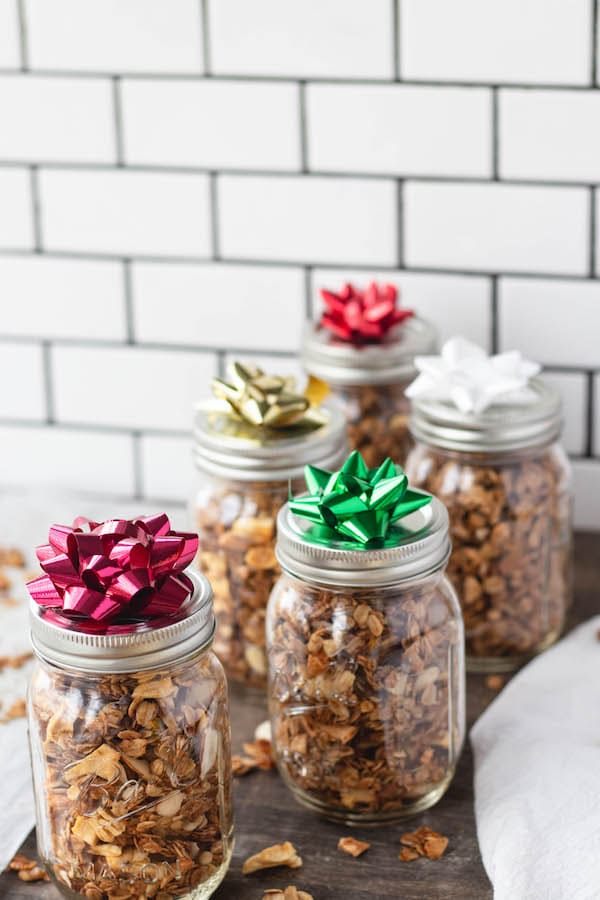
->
xmin=28 ymin=649 xmax=233 ymax=900
xmin=266 ymin=569 xmax=465 ymax=825
xmin=327 ymin=380 xmax=413 ymax=468
xmin=192 ymin=473 xmax=304 ymax=688
xmin=405 ymin=441 xmax=573 ymax=670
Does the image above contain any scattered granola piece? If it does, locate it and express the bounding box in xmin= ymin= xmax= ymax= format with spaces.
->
xmin=232 ymin=754 xmax=257 ymax=777
xmin=0 ymin=569 xmax=11 ymax=591
xmin=0 ymin=698 xmax=26 ymax=722
xmin=0 ymin=547 xmax=26 ymax=567
xmin=0 ymin=652 xmax=33 ymax=670
xmin=242 ymin=842 xmax=302 ymax=875
xmin=7 ymin=853 xmax=49 ymax=882
xmin=485 ymin=674 xmax=505 ymax=691
xmin=242 ymin=738 xmax=275 ymax=770
xmin=262 ymin=888 xmax=313 ymax=900
xmin=399 ymin=826 xmax=448 ymax=861
xmin=338 ymin=836 xmax=371 ymax=857
xmin=255 ymin=719 xmax=272 ymax=743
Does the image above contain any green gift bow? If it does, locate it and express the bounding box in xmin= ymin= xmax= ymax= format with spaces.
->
xmin=289 ymin=450 xmax=432 ymax=548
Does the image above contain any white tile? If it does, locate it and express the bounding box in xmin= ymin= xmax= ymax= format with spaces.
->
xmin=539 ymin=371 xmax=587 ymax=456
xmin=572 ymin=460 xmax=600 ymax=530
xmin=140 ymin=434 xmax=193 ymax=503
xmin=0 ymin=0 xmax=20 ymax=67
xmin=40 ymin=169 xmax=211 ymax=257
xmin=0 ymin=168 xmax=33 ymax=249
xmin=219 ymin=175 xmax=397 ymax=266
xmin=499 ymin=278 xmax=600 ymax=368
xmin=0 ymin=256 xmax=126 ymax=339
xmin=209 ymin=0 xmax=393 ymax=79
xmin=52 ymin=346 xmax=217 ymax=430
xmin=307 ymin=84 xmax=491 ymax=178
xmin=223 ymin=353 xmax=303 ymax=382
xmin=132 ymin=262 xmax=305 ymax=352
xmin=0 ymin=343 xmax=45 ymax=420
xmin=500 ymin=90 xmax=600 ymax=183
xmin=122 ymin=79 xmax=300 ymax=171
xmin=404 ymin=182 xmax=589 ymax=275
xmin=0 ymin=425 xmax=135 ymax=494
xmin=401 ymin=0 xmax=591 ymax=85
xmin=312 ymin=268 xmax=491 ymax=349
xmin=26 ymin=0 xmax=204 ymax=73
xmin=0 ymin=75 xmax=115 ymax=163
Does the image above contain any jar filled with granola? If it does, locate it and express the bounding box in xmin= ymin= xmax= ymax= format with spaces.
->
xmin=404 ymin=339 xmax=573 ymax=671
xmin=267 ymin=450 xmax=465 ymax=824
xmin=192 ymin=362 xmax=347 ymax=689
xmin=27 ymin=514 xmax=233 ymax=899
xmin=302 ymin=281 xmax=437 ymax=468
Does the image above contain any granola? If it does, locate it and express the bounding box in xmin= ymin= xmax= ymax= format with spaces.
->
xmin=263 ymin=889 xmax=313 ymax=900
xmin=337 ymin=837 xmax=370 ymax=857
xmin=195 ymin=478 xmax=303 ymax=688
xmin=331 ymin=382 xmax=413 ymax=468
xmin=29 ymin=652 xmax=233 ymax=898
xmin=399 ymin=826 xmax=448 ymax=861
xmin=268 ymin=576 xmax=463 ymax=823
xmin=7 ymin=853 xmax=50 ymax=882
xmin=406 ymin=444 xmax=572 ymax=665
xmin=0 ymin=698 xmax=26 ymax=722
xmin=242 ymin=842 xmax=302 ymax=875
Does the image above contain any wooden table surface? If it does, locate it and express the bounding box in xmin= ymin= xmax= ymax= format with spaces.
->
xmin=2 ymin=533 xmax=598 ymax=900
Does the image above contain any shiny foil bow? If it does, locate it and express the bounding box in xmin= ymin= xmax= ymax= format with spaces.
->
xmin=289 ymin=450 xmax=432 ymax=547
xmin=212 ymin=361 xmax=328 ymax=430
xmin=26 ymin=514 xmax=198 ymax=634
xmin=319 ymin=281 xmax=414 ymax=344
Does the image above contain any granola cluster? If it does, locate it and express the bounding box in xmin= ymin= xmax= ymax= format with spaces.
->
xmin=195 ymin=479 xmax=302 ymax=688
xmin=267 ymin=576 xmax=463 ymax=822
xmin=331 ymin=382 xmax=413 ymax=468
xmin=29 ymin=652 xmax=233 ymax=898
xmin=406 ymin=444 xmax=572 ymax=664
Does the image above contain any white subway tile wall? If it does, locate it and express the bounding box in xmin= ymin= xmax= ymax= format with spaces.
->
xmin=0 ymin=0 xmax=598 ymax=528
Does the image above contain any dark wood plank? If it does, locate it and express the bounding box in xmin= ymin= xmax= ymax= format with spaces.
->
xmin=2 ymin=533 xmax=598 ymax=900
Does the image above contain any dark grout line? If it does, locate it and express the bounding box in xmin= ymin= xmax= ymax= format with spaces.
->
xmin=0 ymin=417 xmax=193 ymax=438
xmin=396 ymin=180 xmax=404 ymax=267
xmin=200 ymin=0 xmax=211 ymax=76
xmin=123 ymin=259 xmax=135 ymax=343
xmin=392 ymin=0 xmax=401 ymax=81
xmin=492 ymin=88 xmax=500 ymax=180
xmin=112 ymin=76 xmax=125 ymax=165
xmin=216 ymin=349 xmax=225 ymax=378
xmin=586 ymin=371 xmax=596 ymax=457
xmin=16 ymin=0 xmax=28 ymax=71
xmin=209 ymin=172 xmax=220 ymax=260
xmin=298 ymin=82 xmax=308 ymax=173
xmin=592 ymin=0 xmax=598 ymax=86
xmin=29 ymin=165 xmax=42 ymax=251
xmin=303 ymin=266 xmax=313 ymax=319
xmin=490 ymin=275 xmax=499 ymax=352
xmin=132 ymin=431 xmax=144 ymax=500
xmin=589 ymin=186 xmax=597 ymax=277
xmin=42 ymin=341 xmax=54 ymax=424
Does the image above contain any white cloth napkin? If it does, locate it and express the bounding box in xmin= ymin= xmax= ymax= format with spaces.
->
xmin=471 ymin=616 xmax=600 ymax=900
xmin=0 ymin=489 xmax=186 ymax=870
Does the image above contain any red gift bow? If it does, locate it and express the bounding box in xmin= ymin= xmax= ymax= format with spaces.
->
xmin=319 ymin=282 xmax=414 ymax=344
xmin=27 ymin=513 xmax=198 ymax=634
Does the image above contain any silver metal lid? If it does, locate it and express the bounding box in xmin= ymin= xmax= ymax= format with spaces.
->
xmin=302 ymin=317 xmax=438 ymax=386
xmin=29 ymin=571 xmax=215 ymax=673
xmin=275 ymin=495 xmax=450 ymax=588
xmin=409 ymin=377 xmax=562 ymax=454
xmin=193 ymin=402 xmax=347 ymax=481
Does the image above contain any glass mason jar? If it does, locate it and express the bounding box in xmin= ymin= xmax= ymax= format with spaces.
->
xmin=405 ymin=379 xmax=573 ymax=672
xmin=302 ymin=317 xmax=437 ymax=468
xmin=191 ymin=404 xmax=347 ymax=689
xmin=267 ymin=496 xmax=465 ymax=825
xmin=28 ymin=572 xmax=234 ymax=900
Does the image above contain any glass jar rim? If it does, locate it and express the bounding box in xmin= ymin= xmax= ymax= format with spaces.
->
xmin=302 ymin=316 xmax=437 ymax=386
xmin=29 ymin=570 xmax=215 ymax=674
xmin=409 ymin=377 xmax=562 ymax=454
xmin=193 ymin=401 xmax=347 ymax=481
xmin=275 ymin=495 xmax=450 ymax=587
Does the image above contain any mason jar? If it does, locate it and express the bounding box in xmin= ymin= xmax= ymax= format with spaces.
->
xmin=267 ymin=496 xmax=465 ymax=825
xmin=405 ymin=379 xmax=573 ymax=672
xmin=28 ymin=571 xmax=233 ymax=900
xmin=191 ymin=405 xmax=347 ymax=689
xmin=302 ymin=317 xmax=437 ymax=468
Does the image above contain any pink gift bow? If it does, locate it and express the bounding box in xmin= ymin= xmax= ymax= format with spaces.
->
xmin=27 ymin=513 xmax=198 ymax=634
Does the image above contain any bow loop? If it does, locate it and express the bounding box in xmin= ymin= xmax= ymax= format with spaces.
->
xmin=27 ymin=514 xmax=199 ymax=634
xmin=289 ymin=450 xmax=432 ymax=548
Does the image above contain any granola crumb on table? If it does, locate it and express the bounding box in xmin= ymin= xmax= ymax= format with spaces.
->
xmin=262 ymin=888 xmax=313 ymax=900
xmin=242 ymin=842 xmax=302 ymax=875
xmin=337 ymin=836 xmax=371 ymax=857
xmin=7 ymin=853 xmax=50 ymax=882
xmin=399 ymin=826 xmax=448 ymax=861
